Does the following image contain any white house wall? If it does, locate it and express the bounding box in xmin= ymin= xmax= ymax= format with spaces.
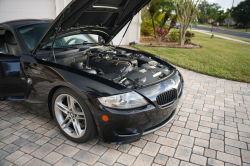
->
xmin=0 ymin=0 xmax=141 ymax=46
xmin=0 ymin=0 xmax=56 ymax=23
xmin=112 ymin=12 xmax=141 ymax=46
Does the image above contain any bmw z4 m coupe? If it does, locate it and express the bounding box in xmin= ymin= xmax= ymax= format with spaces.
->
xmin=0 ymin=0 xmax=184 ymax=144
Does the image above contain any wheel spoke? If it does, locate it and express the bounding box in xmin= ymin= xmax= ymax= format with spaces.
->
xmin=75 ymin=116 xmax=85 ymax=120
xmin=71 ymin=102 xmax=85 ymax=116
xmin=72 ymin=120 xmax=80 ymax=136
xmin=62 ymin=118 xmax=72 ymax=129
xmin=60 ymin=115 xmax=70 ymax=126
xmin=56 ymin=102 xmax=69 ymax=114
xmin=73 ymin=110 xmax=85 ymax=116
xmin=67 ymin=95 xmax=75 ymax=110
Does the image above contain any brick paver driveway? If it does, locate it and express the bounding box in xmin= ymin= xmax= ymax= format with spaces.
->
xmin=0 ymin=67 xmax=250 ymax=166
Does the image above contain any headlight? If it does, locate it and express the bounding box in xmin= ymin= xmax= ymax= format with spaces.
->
xmin=98 ymin=92 xmax=148 ymax=109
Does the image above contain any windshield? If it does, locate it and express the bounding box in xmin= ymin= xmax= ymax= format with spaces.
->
xmin=43 ymin=34 xmax=95 ymax=49
xmin=18 ymin=23 xmax=51 ymax=50
xmin=18 ymin=23 xmax=96 ymax=51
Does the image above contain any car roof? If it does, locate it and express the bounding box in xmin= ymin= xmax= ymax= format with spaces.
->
xmin=0 ymin=19 xmax=53 ymax=29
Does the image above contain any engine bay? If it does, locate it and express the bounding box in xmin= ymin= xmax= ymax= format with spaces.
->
xmin=54 ymin=46 xmax=173 ymax=89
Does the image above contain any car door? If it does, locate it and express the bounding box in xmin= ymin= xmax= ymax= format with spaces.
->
xmin=0 ymin=31 xmax=25 ymax=101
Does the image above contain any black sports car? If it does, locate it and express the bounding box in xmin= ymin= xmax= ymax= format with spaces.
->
xmin=0 ymin=0 xmax=184 ymax=144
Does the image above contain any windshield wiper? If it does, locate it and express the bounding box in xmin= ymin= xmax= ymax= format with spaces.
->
xmin=64 ymin=46 xmax=79 ymax=49
xmin=41 ymin=46 xmax=67 ymax=51
xmin=83 ymin=42 xmax=96 ymax=45
xmin=41 ymin=45 xmax=78 ymax=50
xmin=71 ymin=42 xmax=96 ymax=46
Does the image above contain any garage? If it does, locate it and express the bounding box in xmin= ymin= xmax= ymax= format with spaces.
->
xmin=0 ymin=0 xmax=56 ymax=23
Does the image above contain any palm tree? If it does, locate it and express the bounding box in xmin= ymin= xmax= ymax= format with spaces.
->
xmin=155 ymin=0 xmax=175 ymax=30
xmin=147 ymin=0 xmax=175 ymax=38
xmin=149 ymin=5 xmax=157 ymax=38
xmin=168 ymin=15 xmax=177 ymax=31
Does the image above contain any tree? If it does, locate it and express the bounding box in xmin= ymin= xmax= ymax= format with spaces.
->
xmin=141 ymin=6 xmax=150 ymax=21
xmin=215 ymin=10 xmax=228 ymax=23
xmin=199 ymin=3 xmax=221 ymax=22
xmin=155 ymin=0 xmax=175 ymax=29
xmin=228 ymin=0 xmax=234 ymax=27
xmin=207 ymin=3 xmax=221 ymax=20
xmin=232 ymin=0 xmax=250 ymax=26
xmin=147 ymin=0 xmax=175 ymax=38
xmin=149 ymin=5 xmax=157 ymax=37
xmin=175 ymin=0 xmax=206 ymax=46
xmin=199 ymin=1 xmax=209 ymax=23
xmin=168 ymin=15 xmax=177 ymax=31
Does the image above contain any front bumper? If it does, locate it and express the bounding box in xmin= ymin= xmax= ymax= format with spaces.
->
xmin=90 ymin=70 xmax=184 ymax=144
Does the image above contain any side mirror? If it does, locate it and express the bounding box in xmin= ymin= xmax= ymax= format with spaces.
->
xmin=98 ymin=36 xmax=105 ymax=45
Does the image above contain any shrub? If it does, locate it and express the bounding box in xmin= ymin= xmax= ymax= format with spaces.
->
xmin=185 ymin=31 xmax=195 ymax=43
xmin=167 ymin=30 xmax=195 ymax=43
xmin=185 ymin=31 xmax=195 ymax=44
xmin=141 ymin=29 xmax=151 ymax=36
xmin=168 ymin=30 xmax=180 ymax=42
xmin=185 ymin=31 xmax=195 ymax=37
xmin=141 ymin=20 xmax=159 ymax=36
xmin=185 ymin=39 xmax=191 ymax=44
xmin=156 ymin=27 xmax=169 ymax=45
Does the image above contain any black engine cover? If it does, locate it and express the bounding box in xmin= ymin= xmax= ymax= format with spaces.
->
xmin=89 ymin=59 xmax=132 ymax=78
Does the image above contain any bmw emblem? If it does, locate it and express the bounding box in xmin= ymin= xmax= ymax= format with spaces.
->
xmin=170 ymin=79 xmax=176 ymax=85
xmin=71 ymin=113 xmax=74 ymax=117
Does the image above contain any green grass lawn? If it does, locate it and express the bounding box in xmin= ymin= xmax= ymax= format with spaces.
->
xmin=133 ymin=32 xmax=250 ymax=83
xmin=218 ymin=26 xmax=248 ymax=33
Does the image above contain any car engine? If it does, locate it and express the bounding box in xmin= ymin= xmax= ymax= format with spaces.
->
xmin=59 ymin=46 xmax=173 ymax=89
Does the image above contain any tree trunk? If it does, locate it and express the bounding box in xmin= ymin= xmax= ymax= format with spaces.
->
xmin=161 ymin=13 xmax=169 ymax=29
xmin=180 ymin=32 xmax=185 ymax=46
xmin=151 ymin=16 xmax=156 ymax=38
xmin=179 ymin=24 xmax=185 ymax=46
xmin=179 ymin=24 xmax=182 ymax=45
xmin=158 ymin=37 xmax=162 ymax=45
xmin=180 ymin=33 xmax=185 ymax=46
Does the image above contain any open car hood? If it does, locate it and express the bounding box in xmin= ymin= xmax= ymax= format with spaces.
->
xmin=32 ymin=0 xmax=151 ymax=55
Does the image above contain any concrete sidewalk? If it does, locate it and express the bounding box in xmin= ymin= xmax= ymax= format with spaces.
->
xmin=192 ymin=29 xmax=250 ymax=45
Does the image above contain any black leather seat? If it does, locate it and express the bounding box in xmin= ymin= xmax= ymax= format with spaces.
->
xmin=4 ymin=31 xmax=22 ymax=56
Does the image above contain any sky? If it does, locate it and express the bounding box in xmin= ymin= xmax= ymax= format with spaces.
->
xmin=206 ymin=0 xmax=244 ymax=9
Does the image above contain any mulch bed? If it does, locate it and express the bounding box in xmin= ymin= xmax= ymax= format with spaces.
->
xmin=139 ymin=36 xmax=201 ymax=49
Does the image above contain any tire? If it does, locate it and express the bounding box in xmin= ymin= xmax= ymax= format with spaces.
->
xmin=52 ymin=87 xmax=97 ymax=143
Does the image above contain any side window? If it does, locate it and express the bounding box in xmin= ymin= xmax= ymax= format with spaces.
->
xmin=2 ymin=30 xmax=22 ymax=57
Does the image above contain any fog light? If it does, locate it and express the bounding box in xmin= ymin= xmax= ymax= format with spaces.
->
xmin=102 ymin=115 xmax=109 ymax=122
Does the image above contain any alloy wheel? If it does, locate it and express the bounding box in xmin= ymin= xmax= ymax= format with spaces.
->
xmin=54 ymin=94 xmax=86 ymax=138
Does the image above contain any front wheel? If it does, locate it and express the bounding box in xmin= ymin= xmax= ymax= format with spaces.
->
xmin=52 ymin=87 xmax=97 ymax=143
